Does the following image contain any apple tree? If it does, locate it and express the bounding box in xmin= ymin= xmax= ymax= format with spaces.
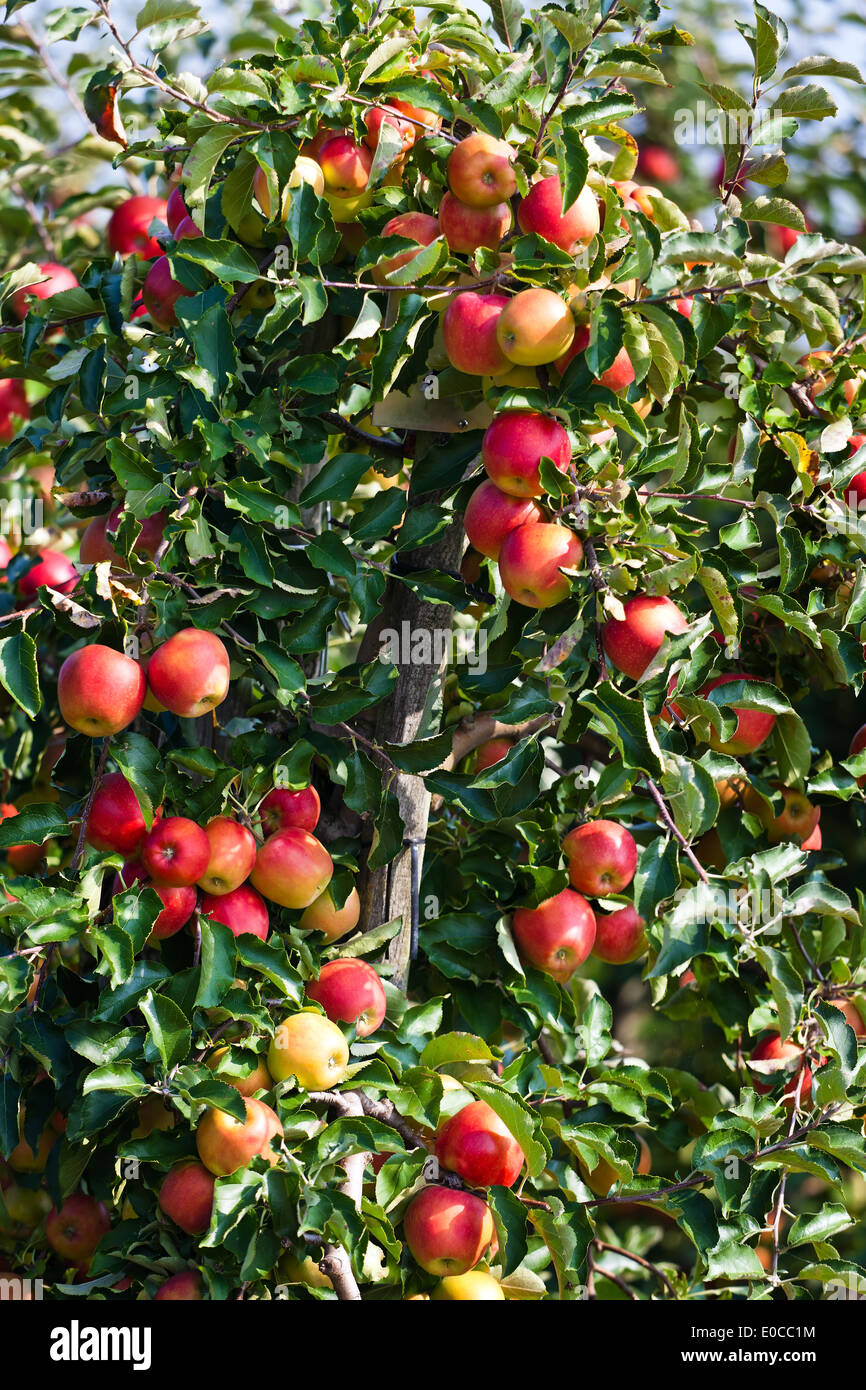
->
xmin=1 ymin=0 xmax=866 ymax=1302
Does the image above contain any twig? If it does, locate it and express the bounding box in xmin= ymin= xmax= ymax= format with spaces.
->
xmin=641 ymin=778 xmax=709 ymax=884
xmin=594 ymin=1240 xmax=677 ymax=1297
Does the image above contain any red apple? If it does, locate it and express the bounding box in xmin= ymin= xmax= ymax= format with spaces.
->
xmin=17 ymin=548 xmax=78 ymax=599
xmin=472 ymin=737 xmax=515 ymax=772
xmin=496 ymin=288 xmax=575 ymax=367
xmin=11 ymin=262 xmax=79 ymax=319
xmin=448 ymin=133 xmax=516 ymax=208
xmin=498 ymin=521 xmax=583 ymax=608
xmin=517 ymin=175 xmax=600 ymax=251
xmin=0 ymin=379 xmax=29 ymax=441
xmin=481 ymin=410 xmax=572 ymax=499
xmin=142 ymin=254 xmax=193 ymax=329
xmin=198 ymin=816 xmax=257 ymax=895
xmin=0 ymin=804 xmax=43 ymax=873
xmin=195 ymin=1097 xmax=282 ymax=1176
xmin=141 ymin=817 xmax=210 ymax=887
xmin=114 ymin=862 xmax=197 ymax=941
xmin=79 ymin=504 xmax=167 ymax=567
xmin=751 ymin=1034 xmax=813 ymax=1105
xmin=146 ymin=627 xmax=231 ymax=718
xmin=58 ymin=644 xmax=146 ymax=736
xmin=597 ymin=346 xmax=635 ymax=392
xmin=199 ymin=882 xmax=269 ymax=940
xmin=511 ymin=888 xmax=596 ymax=981
xmin=592 ymin=905 xmax=647 ymax=964
xmin=363 ymin=102 xmax=416 ymax=153
xmin=563 ymin=820 xmax=638 ymax=897
xmin=439 ymin=191 xmax=511 ymax=253
xmin=0 ymin=537 xmax=11 ymax=567
xmin=86 ymin=771 xmax=157 ymax=856
xmin=602 ymin=594 xmax=690 ymax=679
xmin=258 ymin=785 xmax=321 ymax=834
xmin=435 ymin=1100 xmax=523 ymax=1187
xmin=305 ymin=958 xmax=387 ymax=1037
xmin=107 ymin=195 xmax=168 ymax=259
xmin=174 ymin=215 xmax=201 ymax=239
xmin=318 ymin=135 xmax=372 ymax=194
xmin=374 ymin=212 xmax=440 ymax=282
xmin=403 ymin=1185 xmax=495 ymax=1276
xmin=158 ymin=1160 xmax=215 ymax=1235
xmin=673 ymin=296 xmax=693 ymax=318
xmin=463 ymin=480 xmax=543 ymax=561
xmin=636 ymin=144 xmax=680 ymax=184
xmin=45 ymin=1192 xmax=110 ymax=1266
xmin=166 ymin=186 xmax=190 ymax=234
xmin=250 ymin=827 xmax=334 ymax=910
xmin=442 ymin=291 xmax=511 ymax=376
xmin=154 ymin=1271 xmax=203 ymax=1300
xmin=679 ymin=673 xmax=777 ymax=756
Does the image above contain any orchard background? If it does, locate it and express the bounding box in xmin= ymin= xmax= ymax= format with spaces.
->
xmin=1 ymin=0 xmax=866 ymax=1303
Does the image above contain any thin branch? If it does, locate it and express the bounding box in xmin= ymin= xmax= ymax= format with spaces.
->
xmin=641 ymin=778 xmax=709 ymax=884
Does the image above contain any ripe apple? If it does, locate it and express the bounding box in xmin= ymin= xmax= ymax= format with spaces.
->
xmin=578 ymin=1133 xmax=651 ymax=1196
xmin=254 ymin=157 xmax=325 ymax=222
xmin=0 ymin=1181 xmax=52 ymax=1233
xmin=800 ymin=815 xmax=822 ymax=851
xmin=512 ymin=888 xmax=596 ymax=981
xmin=0 ymin=378 xmax=28 ymax=441
xmin=691 ymin=673 xmax=776 ymax=756
xmin=602 ymin=594 xmax=690 ymax=679
xmin=481 ymin=409 xmax=572 ymax=498
xmin=435 ymin=1100 xmax=523 ymax=1187
xmin=597 ymin=347 xmax=635 ymax=392
xmin=154 ymin=1271 xmax=203 ymax=1300
xmin=58 ymin=644 xmax=146 ymax=736
xmin=146 ymin=627 xmax=231 ymax=717
xmin=166 ymin=186 xmax=189 ymax=234
xmin=259 ymin=784 xmax=321 ymax=834
xmin=130 ymin=1093 xmax=176 ymax=1136
xmin=363 ymin=102 xmax=416 ymax=153
xmin=592 ymin=905 xmax=647 ymax=964
xmin=8 ymin=1124 xmax=56 ymax=1172
xmin=195 ymin=1097 xmax=282 ymax=1175
xmin=107 ymin=195 xmax=168 ymax=259
xmin=79 ymin=504 xmax=167 ymax=567
xmin=374 ymin=212 xmax=440 ymax=283
xmin=199 ymin=882 xmax=270 ymax=940
xmin=318 ymin=135 xmax=372 ymax=195
xmin=299 ymin=885 xmax=361 ymax=941
xmin=45 ymin=1192 xmax=110 ymax=1265
xmin=267 ymin=1011 xmax=350 ymax=1090
xmin=563 ymin=820 xmax=638 ymax=896
xmin=142 ymin=254 xmax=194 ymax=329
xmin=114 ymin=862 xmax=197 ymax=941
xmin=472 ymin=737 xmax=514 ymax=772
xmin=517 ymin=176 xmax=600 ymax=251
xmin=751 ymin=1034 xmax=813 ymax=1105
xmin=305 ymin=959 xmax=387 ymax=1038
xmin=442 ymin=291 xmax=511 ymax=376
xmin=141 ymin=816 xmax=211 ymax=887
xmin=636 ymin=144 xmax=680 ymax=183
xmin=673 ymin=296 xmax=694 ymax=318
xmin=439 ymin=192 xmax=511 ymax=254
xmin=18 ymin=548 xmax=78 ymax=598
xmin=198 ymin=816 xmax=257 ymax=895
xmin=448 ymin=133 xmax=517 ymax=208
xmin=496 ymin=288 xmax=575 ymax=366
xmin=749 ymin=784 xmax=819 ymax=845
xmin=85 ymin=771 xmax=156 ymax=857
xmin=403 ymin=1185 xmax=494 ymax=1276
xmin=431 ymin=1270 xmax=505 ymax=1300
xmin=830 ymin=998 xmax=866 ymax=1038
xmin=11 ymin=261 xmax=79 ymax=319
xmin=464 ymin=483 xmax=543 ymax=561
xmin=205 ymin=1046 xmax=272 ymax=1096
xmin=498 ymin=521 xmax=583 ymax=608
xmin=158 ymin=1160 xmax=215 ymax=1235
xmin=250 ymin=827 xmax=333 ymax=909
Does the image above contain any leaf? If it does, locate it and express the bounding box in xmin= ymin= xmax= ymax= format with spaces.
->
xmin=0 ymin=804 xmax=67 ymax=849
xmin=419 ymin=1032 xmax=495 ymax=1069
xmin=0 ymin=632 xmax=41 ymax=717
xmin=139 ymin=991 xmax=192 ymax=1072
xmin=774 ymin=84 xmax=837 ymax=120
xmin=464 ymin=1080 xmax=548 ymax=1178
xmin=489 ymin=0 xmax=523 ymax=51
xmin=780 ymin=56 xmax=863 ymax=83
xmin=83 ymin=70 xmax=127 ymax=148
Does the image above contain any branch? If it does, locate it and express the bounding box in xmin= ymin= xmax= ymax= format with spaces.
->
xmin=439 ymin=712 xmax=557 ymax=774
xmin=641 ymin=778 xmax=709 ymax=884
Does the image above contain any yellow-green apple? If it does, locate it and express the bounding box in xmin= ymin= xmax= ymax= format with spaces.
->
xmin=45 ymin=1192 xmax=110 ymax=1266
xmin=318 ymin=135 xmax=372 ymax=195
xmin=107 ymin=195 xmax=167 ymax=259
xmin=448 ymin=133 xmax=516 ymax=208
xmin=748 ymin=784 xmax=819 ymax=845
xmin=276 ymin=1250 xmax=333 ymax=1288
xmin=198 ymin=816 xmax=257 ymax=895
xmin=299 ymin=885 xmax=361 ymax=941
xmin=0 ymin=803 xmax=44 ymax=873
xmin=465 ymin=481 xmax=537 ymax=563
xmin=511 ymin=887 xmax=596 ymax=981
xmin=58 ymin=644 xmax=145 ymax=736
xmin=563 ymin=819 xmax=637 ymax=896
xmin=435 ymin=1100 xmax=523 ymax=1187
xmin=669 ymin=673 xmax=777 ymax=756
xmin=142 ymin=254 xmax=193 ymax=328
xmin=17 ymin=548 xmax=78 ymax=598
xmin=205 ymin=1046 xmax=272 ymax=1096
xmin=8 ymin=1124 xmax=56 ymax=1173
xmin=496 ymin=288 xmax=575 ymax=366
xmin=578 ymin=1133 xmax=651 ymax=1196
xmin=250 ymin=827 xmax=333 ymax=909
xmin=166 ymin=186 xmax=190 ymax=234
xmin=259 ymin=784 xmax=321 ymax=834
xmin=80 ymin=504 xmax=167 ymax=567
xmin=517 ymin=175 xmax=600 ymax=251
xmin=114 ymin=861 xmax=197 ymax=940
xmin=130 ymin=1093 xmax=175 ymax=1137
xmin=199 ymin=882 xmax=270 ymax=940
xmin=0 ymin=379 xmax=28 ymax=441
xmin=0 ymin=1181 xmax=52 ymax=1234
xmin=373 ymin=212 xmax=440 ymax=283
xmin=195 ymin=1097 xmax=282 ymax=1175
xmin=442 ymin=291 xmax=510 ymax=375
xmin=800 ymin=349 xmax=862 ymax=408
xmin=498 ymin=521 xmax=583 ymax=608
xmin=85 ymin=771 xmax=157 ymax=857
xmin=11 ymin=262 xmax=79 ymax=319
xmin=141 ymin=816 xmax=210 ymax=887
xmin=481 ymin=409 xmax=571 ymax=498
xmin=403 ymin=1185 xmax=494 ymax=1276
xmin=471 ymin=737 xmax=515 ymax=771
xmin=830 ymin=998 xmax=866 ymax=1038
xmin=324 ymin=188 xmax=373 ymax=223
xmin=158 ymin=1160 xmax=215 ymax=1235
xmin=750 ymin=1034 xmax=814 ymax=1105
xmin=592 ymin=904 xmax=647 ymax=964
xmin=146 ymin=627 xmax=230 ymax=717
xmin=431 ymin=1269 xmax=506 ymax=1300
xmin=305 ymin=959 xmax=387 ymax=1037
xmin=602 ymin=594 xmax=690 ymax=679
xmin=439 ymin=192 xmax=511 ymax=253
xmin=154 ymin=1271 xmax=203 ymax=1300
xmin=254 ymin=156 xmax=324 ymax=221
xmin=268 ymin=1010 xmax=349 ymax=1090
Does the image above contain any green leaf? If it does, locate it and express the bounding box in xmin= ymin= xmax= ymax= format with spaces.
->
xmin=0 ymin=804 xmax=67 ymax=849
xmin=0 ymin=633 xmax=41 ymax=717
xmin=139 ymin=991 xmax=192 ymax=1072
